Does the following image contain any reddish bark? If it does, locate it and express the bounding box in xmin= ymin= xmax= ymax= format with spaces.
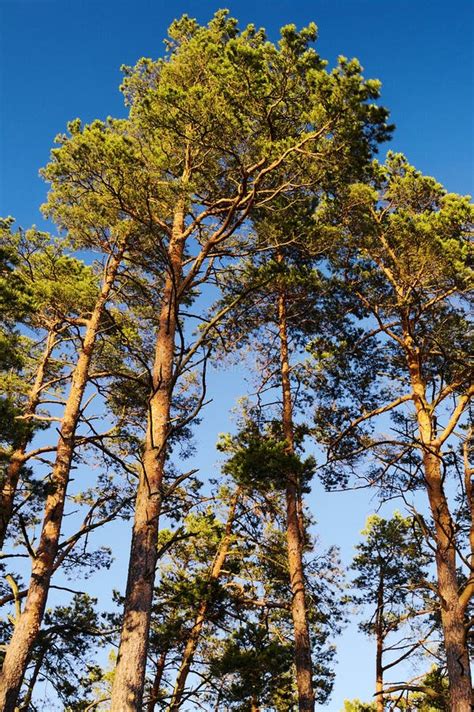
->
xmin=250 ymin=696 xmax=260 ymax=712
xmin=277 ymin=284 xmax=315 ymax=712
xmin=110 ymin=208 xmax=185 ymax=711
xmin=146 ymin=648 xmax=168 ymax=712
xmin=405 ymin=334 xmax=472 ymax=710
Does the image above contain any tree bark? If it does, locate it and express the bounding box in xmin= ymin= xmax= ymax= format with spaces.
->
xmin=146 ymin=648 xmax=168 ymax=712
xmin=250 ymin=695 xmax=260 ymax=712
xmin=0 ymin=250 xmax=123 ymax=712
xmin=423 ymin=450 xmax=472 ymax=711
xmin=110 ymin=208 xmax=185 ymax=712
xmin=167 ymin=488 xmax=241 ymax=711
xmin=375 ymin=579 xmax=384 ymax=712
xmin=0 ymin=328 xmax=57 ymax=550
xmin=277 ymin=284 xmax=315 ymax=712
xmin=405 ymin=339 xmax=472 ymax=711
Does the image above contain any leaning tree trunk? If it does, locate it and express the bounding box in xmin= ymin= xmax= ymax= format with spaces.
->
xmin=167 ymin=488 xmax=241 ymax=711
xmin=17 ymin=644 xmax=46 ymax=712
xmin=0 ymin=328 xmax=57 ymax=550
xmin=146 ymin=648 xmax=168 ymax=712
xmin=0 ymin=250 xmax=124 ymax=712
xmin=110 ymin=208 xmax=185 ymax=712
xmin=277 ymin=284 xmax=315 ymax=712
xmin=406 ymin=341 xmax=472 ymax=710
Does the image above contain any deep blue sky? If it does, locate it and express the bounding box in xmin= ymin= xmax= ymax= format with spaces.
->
xmin=1 ymin=1 xmax=473 ymax=709
xmin=1 ymin=0 xmax=473 ymax=228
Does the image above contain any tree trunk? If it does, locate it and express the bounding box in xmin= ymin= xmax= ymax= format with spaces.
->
xmin=424 ymin=451 xmax=472 ymax=711
xmin=250 ymin=695 xmax=260 ymax=712
xmin=0 ymin=251 xmax=123 ymax=712
xmin=18 ymin=644 xmax=46 ymax=712
xmin=405 ymin=341 xmax=472 ymax=710
xmin=375 ymin=580 xmax=384 ymax=712
xmin=110 ymin=208 xmax=185 ymax=712
xmin=167 ymin=488 xmax=241 ymax=712
xmin=463 ymin=435 xmax=474 ymax=580
xmin=146 ymin=648 xmax=168 ymax=712
xmin=277 ymin=285 xmax=315 ymax=712
xmin=0 ymin=328 xmax=57 ymax=550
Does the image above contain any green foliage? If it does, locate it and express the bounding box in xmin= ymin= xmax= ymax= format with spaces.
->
xmin=1 ymin=220 xmax=98 ymax=327
xmin=218 ymin=424 xmax=316 ymax=491
xmin=403 ymin=667 xmax=449 ymax=710
xmin=341 ymin=670 xmax=449 ymax=712
xmin=309 ymin=152 xmax=473 ymax=492
xmin=0 ymin=594 xmax=108 ymax=711
xmin=41 ymin=117 xmax=142 ymax=253
xmin=0 ymin=219 xmax=36 ymax=453
xmin=43 ymin=9 xmax=391 ymax=275
xmin=209 ymin=621 xmax=296 ymax=710
xmin=37 ymin=595 xmax=106 ymax=709
xmin=351 ymin=513 xmax=430 ymax=636
xmin=0 ymin=220 xmax=99 ymax=461
xmin=341 ymin=700 xmax=377 ymax=712
xmin=0 ymin=218 xmax=35 ymax=329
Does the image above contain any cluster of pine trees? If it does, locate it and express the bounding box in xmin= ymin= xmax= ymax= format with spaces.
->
xmin=0 ymin=11 xmax=472 ymax=712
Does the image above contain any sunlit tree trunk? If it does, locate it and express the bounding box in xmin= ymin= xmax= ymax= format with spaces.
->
xmin=110 ymin=207 xmax=185 ymax=711
xmin=277 ymin=281 xmax=315 ymax=712
xmin=423 ymin=450 xmax=472 ymax=710
xmin=146 ymin=648 xmax=168 ymax=712
xmin=0 ymin=328 xmax=57 ymax=550
xmin=463 ymin=433 xmax=474 ymax=598
xmin=0 ymin=250 xmax=124 ymax=712
xmin=405 ymin=336 xmax=472 ymax=711
xmin=250 ymin=695 xmax=260 ymax=712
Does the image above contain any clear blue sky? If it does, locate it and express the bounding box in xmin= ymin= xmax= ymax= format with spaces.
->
xmin=1 ymin=0 xmax=473 ymax=228
xmin=1 ymin=1 xmax=473 ymax=709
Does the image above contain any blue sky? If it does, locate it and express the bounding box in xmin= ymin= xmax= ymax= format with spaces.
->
xmin=1 ymin=1 xmax=473 ymax=709
xmin=1 ymin=0 xmax=473 ymax=228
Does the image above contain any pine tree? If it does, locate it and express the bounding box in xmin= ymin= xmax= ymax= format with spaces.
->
xmin=217 ymin=421 xmax=344 ymax=708
xmin=350 ymin=513 xmax=432 ymax=711
xmin=310 ymin=153 xmax=473 ymax=709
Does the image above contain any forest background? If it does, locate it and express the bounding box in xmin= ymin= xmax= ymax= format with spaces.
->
xmin=0 ymin=0 xmax=473 ymax=709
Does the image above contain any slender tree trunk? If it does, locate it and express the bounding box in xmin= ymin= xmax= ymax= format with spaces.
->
xmin=0 ymin=251 xmax=124 ymax=712
xmin=463 ymin=434 xmax=474 ymax=598
xmin=375 ymin=580 xmax=384 ymax=712
xmin=0 ymin=328 xmax=57 ymax=550
xmin=110 ymin=208 xmax=185 ymax=712
xmin=167 ymin=488 xmax=241 ymax=711
xmin=406 ymin=341 xmax=472 ymax=710
xmin=250 ymin=695 xmax=260 ymax=712
xmin=146 ymin=648 xmax=168 ymax=712
xmin=18 ymin=645 xmax=46 ymax=712
xmin=277 ymin=284 xmax=315 ymax=712
xmin=212 ymin=687 xmax=224 ymax=712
